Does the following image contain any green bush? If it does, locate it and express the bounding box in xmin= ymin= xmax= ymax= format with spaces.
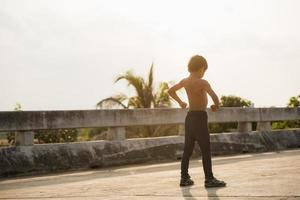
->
xmin=7 ymin=129 xmax=78 ymax=145
xmin=272 ymin=94 xmax=300 ymax=130
xmin=35 ymin=129 xmax=78 ymax=143
xmin=209 ymin=95 xmax=253 ymax=133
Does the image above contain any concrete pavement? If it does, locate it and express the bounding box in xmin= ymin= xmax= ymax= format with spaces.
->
xmin=1 ymin=149 xmax=300 ymax=200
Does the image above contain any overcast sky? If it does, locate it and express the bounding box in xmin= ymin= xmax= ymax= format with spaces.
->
xmin=0 ymin=0 xmax=299 ymax=111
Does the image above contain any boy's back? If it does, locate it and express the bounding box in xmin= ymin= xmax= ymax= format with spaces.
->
xmin=181 ymin=77 xmax=208 ymax=111
xmin=169 ymin=74 xmax=219 ymax=111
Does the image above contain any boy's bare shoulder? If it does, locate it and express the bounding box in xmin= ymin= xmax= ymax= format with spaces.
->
xmin=199 ymin=78 xmax=210 ymax=84
xmin=179 ymin=77 xmax=210 ymax=88
xmin=194 ymin=78 xmax=210 ymax=87
xmin=178 ymin=77 xmax=188 ymax=85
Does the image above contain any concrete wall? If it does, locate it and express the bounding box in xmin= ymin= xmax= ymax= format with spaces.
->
xmin=1 ymin=107 xmax=299 ymax=145
xmin=1 ymin=107 xmax=299 ymax=177
xmin=1 ymin=129 xmax=299 ymax=177
xmin=1 ymin=107 xmax=299 ymax=132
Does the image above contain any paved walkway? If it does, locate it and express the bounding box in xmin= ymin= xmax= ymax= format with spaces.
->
xmin=1 ymin=149 xmax=300 ymax=200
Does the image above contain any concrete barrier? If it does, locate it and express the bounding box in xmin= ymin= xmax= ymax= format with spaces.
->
xmin=0 ymin=107 xmax=299 ymax=176
xmin=0 ymin=107 xmax=299 ymax=145
xmin=1 ymin=129 xmax=299 ymax=177
xmin=1 ymin=107 xmax=299 ymax=132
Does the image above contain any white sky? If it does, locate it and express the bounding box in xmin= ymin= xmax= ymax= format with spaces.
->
xmin=0 ymin=0 xmax=299 ymax=111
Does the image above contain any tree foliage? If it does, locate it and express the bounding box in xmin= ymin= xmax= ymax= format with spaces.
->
xmin=220 ymin=95 xmax=252 ymax=107
xmin=96 ymin=64 xmax=175 ymax=138
xmin=97 ymin=64 xmax=171 ymax=109
xmin=7 ymin=103 xmax=78 ymax=145
xmin=272 ymin=94 xmax=300 ymax=129
xmin=35 ymin=129 xmax=78 ymax=143
xmin=209 ymin=95 xmax=253 ymax=133
xmin=287 ymin=94 xmax=300 ymax=108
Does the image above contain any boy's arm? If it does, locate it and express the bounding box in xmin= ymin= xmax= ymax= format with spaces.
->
xmin=202 ymin=80 xmax=220 ymax=109
xmin=168 ymin=79 xmax=187 ymax=108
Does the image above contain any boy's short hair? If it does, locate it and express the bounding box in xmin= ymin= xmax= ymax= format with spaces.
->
xmin=188 ymin=55 xmax=208 ymax=72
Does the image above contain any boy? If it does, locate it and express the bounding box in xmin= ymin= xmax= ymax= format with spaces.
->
xmin=168 ymin=55 xmax=226 ymax=188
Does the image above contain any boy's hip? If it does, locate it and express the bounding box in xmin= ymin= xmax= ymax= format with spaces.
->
xmin=185 ymin=110 xmax=208 ymax=126
xmin=186 ymin=110 xmax=207 ymax=118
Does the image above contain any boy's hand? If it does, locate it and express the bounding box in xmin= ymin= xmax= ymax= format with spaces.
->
xmin=210 ymin=104 xmax=219 ymax=112
xmin=179 ymin=102 xmax=188 ymax=109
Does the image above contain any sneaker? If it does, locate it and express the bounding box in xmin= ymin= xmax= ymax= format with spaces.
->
xmin=180 ymin=174 xmax=194 ymax=187
xmin=204 ymin=177 xmax=226 ymax=188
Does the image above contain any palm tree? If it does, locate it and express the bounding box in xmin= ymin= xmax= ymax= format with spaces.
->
xmin=96 ymin=63 xmax=171 ymax=109
xmin=96 ymin=64 xmax=176 ymax=138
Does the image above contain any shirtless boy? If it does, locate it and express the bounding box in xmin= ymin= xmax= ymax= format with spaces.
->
xmin=168 ymin=55 xmax=226 ymax=188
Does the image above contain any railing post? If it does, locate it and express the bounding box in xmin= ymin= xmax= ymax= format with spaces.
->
xmin=107 ymin=127 xmax=126 ymax=140
xmin=178 ymin=124 xmax=185 ymax=136
xmin=237 ymin=122 xmax=252 ymax=133
xmin=15 ymin=131 xmax=34 ymax=146
xmin=257 ymin=121 xmax=271 ymax=131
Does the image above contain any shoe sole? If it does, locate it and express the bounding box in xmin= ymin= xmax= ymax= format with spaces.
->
xmin=180 ymin=183 xmax=194 ymax=187
xmin=205 ymin=184 xmax=226 ymax=188
xmin=180 ymin=181 xmax=194 ymax=187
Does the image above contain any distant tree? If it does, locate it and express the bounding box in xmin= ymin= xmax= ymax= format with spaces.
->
xmin=220 ymin=95 xmax=252 ymax=107
xmin=97 ymin=63 xmax=171 ymax=109
xmin=35 ymin=129 xmax=78 ymax=143
xmin=14 ymin=103 xmax=22 ymax=111
xmin=287 ymin=94 xmax=300 ymax=108
xmin=272 ymin=94 xmax=300 ymax=129
xmin=7 ymin=103 xmax=22 ymax=144
xmin=79 ymin=127 xmax=107 ymax=141
xmin=7 ymin=103 xmax=78 ymax=145
xmin=209 ymin=95 xmax=253 ymax=133
xmin=96 ymin=64 xmax=176 ymax=138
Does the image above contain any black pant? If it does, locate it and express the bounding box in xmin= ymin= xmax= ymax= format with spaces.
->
xmin=181 ymin=110 xmax=214 ymax=179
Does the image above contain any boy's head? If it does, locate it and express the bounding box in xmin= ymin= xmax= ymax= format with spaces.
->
xmin=188 ymin=55 xmax=208 ymax=77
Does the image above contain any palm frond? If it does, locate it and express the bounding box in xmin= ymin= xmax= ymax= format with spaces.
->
xmin=114 ymin=70 xmax=146 ymax=107
xmin=153 ymin=82 xmax=171 ymax=107
xmin=142 ymin=63 xmax=155 ymax=108
xmin=109 ymin=65 xmax=170 ymax=109
xmin=128 ymin=96 xmax=143 ymax=108
xmin=147 ymin=63 xmax=154 ymax=88
xmin=96 ymin=93 xmax=128 ymax=109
